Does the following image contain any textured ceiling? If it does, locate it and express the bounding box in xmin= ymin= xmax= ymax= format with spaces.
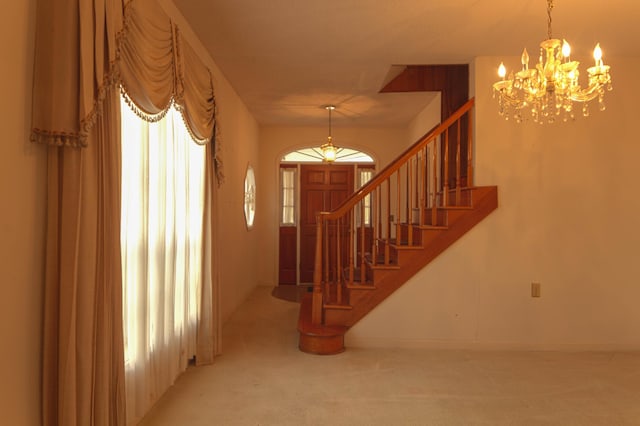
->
xmin=172 ymin=0 xmax=640 ymax=127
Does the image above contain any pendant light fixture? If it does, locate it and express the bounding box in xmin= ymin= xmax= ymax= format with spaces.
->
xmin=320 ymin=105 xmax=339 ymax=162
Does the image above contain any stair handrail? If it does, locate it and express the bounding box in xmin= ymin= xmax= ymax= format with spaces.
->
xmin=320 ymin=97 xmax=474 ymax=220
xmin=311 ymin=97 xmax=475 ymax=325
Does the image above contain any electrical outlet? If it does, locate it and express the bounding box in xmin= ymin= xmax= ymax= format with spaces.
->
xmin=531 ymin=282 xmax=541 ymax=298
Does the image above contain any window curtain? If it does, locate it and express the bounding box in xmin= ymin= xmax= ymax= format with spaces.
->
xmin=121 ymin=100 xmax=208 ymax=424
xmin=32 ymin=0 xmax=222 ymax=424
xmin=42 ymin=86 xmax=127 ymax=426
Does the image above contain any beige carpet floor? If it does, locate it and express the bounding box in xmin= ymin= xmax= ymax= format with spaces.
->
xmin=139 ymin=286 xmax=640 ymax=425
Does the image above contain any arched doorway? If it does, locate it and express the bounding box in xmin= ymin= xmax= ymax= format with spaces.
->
xmin=278 ymin=147 xmax=375 ymax=285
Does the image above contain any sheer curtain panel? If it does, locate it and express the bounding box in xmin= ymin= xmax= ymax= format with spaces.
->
xmin=121 ymin=98 xmax=206 ymax=424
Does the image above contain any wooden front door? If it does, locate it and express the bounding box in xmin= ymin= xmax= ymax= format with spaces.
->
xmin=299 ymin=164 xmax=353 ymax=283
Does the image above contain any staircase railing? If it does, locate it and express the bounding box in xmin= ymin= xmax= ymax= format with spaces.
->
xmin=311 ymin=98 xmax=475 ymax=324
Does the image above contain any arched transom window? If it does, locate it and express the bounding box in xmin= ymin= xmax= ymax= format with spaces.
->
xmin=281 ymin=147 xmax=374 ymax=163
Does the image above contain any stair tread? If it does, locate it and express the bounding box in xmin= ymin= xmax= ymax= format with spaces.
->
xmin=400 ymin=222 xmax=448 ymax=229
xmin=440 ymin=205 xmax=474 ymax=210
xmin=323 ymin=303 xmax=352 ymax=310
xmin=346 ymin=283 xmax=376 ymax=290
xmin=390 ymin=244 xmax=424 ymax=250
xmin=415 ymin=224 xmax=448 ymax=230
xmin=416 ymin=205 xmax=473 ymax=210
xmin=388 ymin=238 xmax=423 ymax=248
xmin=367 ymin=262 xmax=400 ymax=270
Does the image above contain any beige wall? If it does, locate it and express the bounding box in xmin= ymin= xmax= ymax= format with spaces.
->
xmin=348 ymin=56 xmax=640 ymax=350
xmin=0 ymin=0 xmax=46 ymax=424
xmin=161 ymin=0 xmax=262 ymax=324
xmin=214 ymin=89 xmax=260 ymax=323
xmin=406 ymin=92 xmax=441 ymax=144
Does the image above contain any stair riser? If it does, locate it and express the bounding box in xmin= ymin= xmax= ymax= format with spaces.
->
xmin=324 ymin=308 xmax=353 ymax=326
xmin=299 ymin=333 xmax=345 ymax=355
xmin=395 ymin=249 xmax=424 ymax=266
xmin=420 ymin=209 xmax=448 ymax=227
xmin=371 ymin=268 xmax=396 ymax=282
xmin=444 ymin=209 xmax=469 ymax=225
xmin=417 ymin=229 xmax=445 ymax=246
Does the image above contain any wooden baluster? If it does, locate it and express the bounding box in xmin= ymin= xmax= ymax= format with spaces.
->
xmin=467 ymin=111 xmax=474 ymax=188
xmin=420 ymin=145 xmax=427 ymax=226
xmin=407 ymin=157 xmax=413 ymax=246
xmin=431 ymin=141 xmax=438 ymax=226
xmin=371 ymin=188 xmax=377 ymax=268
xmin=377 ymin=186 xmax=382 ymax=262
xmin=336 ymin=217 xmax=342 ymax=304
xmin=312 ymin=214 xmax=323 ymax=324
xmin=396 ymin=170 xmax=401 ymax=245
xmin=349 ymin=208 xmax=354 ymax=284
xmin=455 ymin=118 xmax=462 ymax=206
xmin=360 ymin=199 xmax=365 ymax=283
xmin=385 ymin=177 xmax=391 ymax=264
xmin=443 ymin=128 xmax=449 ymax=207
xmin=324 ymin=217 xmax=329 ymax=299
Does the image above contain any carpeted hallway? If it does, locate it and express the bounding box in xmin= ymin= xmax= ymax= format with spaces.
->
xmin=139 ymin=286 xmax=640 ymax=425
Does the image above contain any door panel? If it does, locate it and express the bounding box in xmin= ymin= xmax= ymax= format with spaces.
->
xmin=329 ymin=190 xmax=349 ymax=210
xmin=307 ymin=170 xmax=325 ymax=184
xmin=299 ymin=164 xmax=353 ymax=283
xmin=278 ymin=226 xmax=297 ymax=284
xmin=329 ymin=170 xmax=349 ymax=184
xmin=304 ymin=190 xmax=325 ymax=224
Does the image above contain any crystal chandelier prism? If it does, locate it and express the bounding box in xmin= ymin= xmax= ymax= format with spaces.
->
xmin=493 ymin=0 xmax=613 ymax=123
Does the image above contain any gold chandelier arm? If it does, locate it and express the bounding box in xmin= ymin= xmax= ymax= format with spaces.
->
xmin=567 ymin=86 xmax=599 ymax=103
xmin=493 ymin=84 xmax=523 ymax=107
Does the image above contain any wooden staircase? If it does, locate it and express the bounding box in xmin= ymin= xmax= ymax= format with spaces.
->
xmin=298 ymin=99 xmax=498 ymax=354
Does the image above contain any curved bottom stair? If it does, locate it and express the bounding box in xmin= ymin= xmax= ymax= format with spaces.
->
xmin=298 ymin=293 xmax=347 ymax=355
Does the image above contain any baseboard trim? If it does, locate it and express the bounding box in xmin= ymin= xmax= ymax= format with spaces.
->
xmin=344 ymin=336 xmax=640 ymax=352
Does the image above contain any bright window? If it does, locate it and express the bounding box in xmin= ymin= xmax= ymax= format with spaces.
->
xmin=120 ymin=95 xmax=206 ymax=423
xmin=244 ymin=165 xmax=256 ymax=229
xmin=281 ymin=168 xmax=297 ymax=225
xmin=359 ymin=168 xmax=374 ymax=225
xmin=281 ymin=147 xmax=373 ymax=163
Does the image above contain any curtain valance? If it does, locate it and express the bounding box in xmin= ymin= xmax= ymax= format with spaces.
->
xmin=31 ymin=0 xmax=218 ymax=148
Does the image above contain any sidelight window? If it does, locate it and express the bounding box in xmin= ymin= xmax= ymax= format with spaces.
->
xmin=280 ymin=167 xmax=297 ymax=225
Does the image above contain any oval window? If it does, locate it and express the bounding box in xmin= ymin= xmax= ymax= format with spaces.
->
xmin=244 ymin=164 xmax=256 ymax=229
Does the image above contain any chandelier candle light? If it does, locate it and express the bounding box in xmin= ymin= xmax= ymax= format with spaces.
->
xmin=493 ymin=0 xmax=612 ymax=123
xmin=321 ymin=105 xmax=339 ymax=162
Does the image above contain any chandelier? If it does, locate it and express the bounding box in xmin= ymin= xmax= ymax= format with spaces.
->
xmin=493 ymin=0 xmax=612 ymax=123
xmin=320 ymin=105 xmax=339 ymax=162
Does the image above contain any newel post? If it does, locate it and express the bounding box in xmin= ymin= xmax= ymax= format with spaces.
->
xmin=311 ymin=213 xmax=324 ymax=324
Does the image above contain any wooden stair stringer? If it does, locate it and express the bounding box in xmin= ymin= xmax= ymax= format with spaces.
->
xmin=325 ymin=185 xmax=498 ymax=328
